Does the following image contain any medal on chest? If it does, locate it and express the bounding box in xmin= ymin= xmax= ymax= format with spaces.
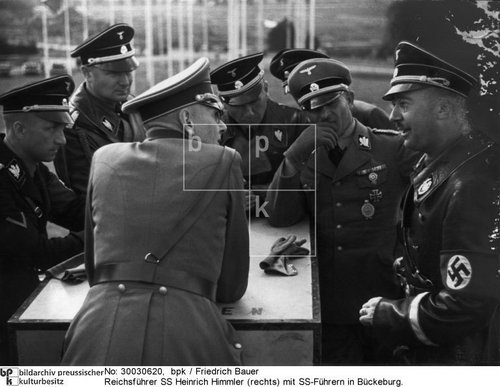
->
xmin=361 ymin=200 xmax=375 ymax=219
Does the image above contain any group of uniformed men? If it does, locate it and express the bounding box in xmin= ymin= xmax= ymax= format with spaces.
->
xmin=0 ymin=23 xmax=498 ymax=366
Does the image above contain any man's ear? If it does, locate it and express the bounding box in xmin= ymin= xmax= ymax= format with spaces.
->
xmin=179 ymin=108 xmax=194 ymax=137
xmin=346 ymin=90 xmax=355 ymax=107
xmin=435 ymin=98 xmax=452 ymax=120
xmin=262 ymin=80 xmax=269 ymax=94
xmin=81 ymin=66 xmax=92 ymax=80
xmin=11 ymin=120 xmax=26 ymax=139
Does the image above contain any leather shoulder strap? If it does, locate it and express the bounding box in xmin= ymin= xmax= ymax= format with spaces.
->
xmin=152 ymin=146 xmax=236 ymax=263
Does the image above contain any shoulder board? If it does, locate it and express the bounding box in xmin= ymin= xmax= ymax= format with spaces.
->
xmin=372 ymin=129 xmax=400 ymax=135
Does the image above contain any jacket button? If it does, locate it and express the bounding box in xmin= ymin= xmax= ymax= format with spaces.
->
xmin=303 ymin=183 xmax=309 ymax=189
xmin=335 ymin=202 xmax=342 ymax=207
xmin=234 ymin=342 xmax=242 ymax=349
xmin=336 ymin=224 xmax=342 ymax=229
xmin=418 ymin=212 xmax=426 ymax=222
xmin=337 ymin=246 xmax=343 ymax=251
xmin=334 ymin=181 xmax=341 ymax=187
xmin=159 ymin=286 xmax=168 ymax=295
xmin=118 ymin=284 xmax=126 ymax=293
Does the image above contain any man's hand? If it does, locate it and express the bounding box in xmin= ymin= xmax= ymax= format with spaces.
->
xmin=359 ymin=296 xmax=382 ymax=326
xmin=284 ymin=124 xmax=339 ymax=170
xmin=245 ymin=191 xmax=258 ymax=212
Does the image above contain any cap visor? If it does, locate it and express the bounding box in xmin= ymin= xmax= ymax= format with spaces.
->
xmin=382 ymin=83 xmax=427 ymax=101
xmin=98 ymin=56 xmax=139 ymax=72
xmin=33 ymin=111 xmax=73 ymax=125
xmin=310 ymin=91 xmax=344 ymax=110
xmin=223 ymin=82 xmax=262 ymax=106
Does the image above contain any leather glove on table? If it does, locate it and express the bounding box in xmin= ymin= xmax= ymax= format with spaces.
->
xmin=46 ymin=252 xmax=87 ymax=283
xmin=259 ymin=235 xmax=310 ymax=276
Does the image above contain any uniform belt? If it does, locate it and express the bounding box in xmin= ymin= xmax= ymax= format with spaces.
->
xmin=92 ymin=263 xmax=217 ymax=302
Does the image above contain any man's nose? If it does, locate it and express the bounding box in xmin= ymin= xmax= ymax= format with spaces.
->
xmin=55 ymin=127 xmax=67 ymax=146
xmin=118 ymin=72 xmax=132 ymax=85
xmin=218 ymin=120 xmax=227 ymax=134
xmin=389 ymin=106 xmax=402 ymax=122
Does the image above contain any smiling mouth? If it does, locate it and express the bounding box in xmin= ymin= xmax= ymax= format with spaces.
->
xmin=395 ymin=123 xmax=409 ymax=133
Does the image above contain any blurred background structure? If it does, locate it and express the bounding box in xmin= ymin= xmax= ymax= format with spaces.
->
xmin=0 ymin=0 xmax=498 ymax=140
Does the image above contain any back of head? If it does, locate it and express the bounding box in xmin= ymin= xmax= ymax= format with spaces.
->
xmin=122 ymin=57 xmax=223 ymax=135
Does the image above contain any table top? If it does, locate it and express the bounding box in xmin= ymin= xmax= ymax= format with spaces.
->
xmin=16 ymin=218 xmax=319 ymax=324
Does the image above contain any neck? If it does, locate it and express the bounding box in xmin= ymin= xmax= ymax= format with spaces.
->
xmin=3 ymin=136 xmax=36 ymax=176
xmin=426 ymin=132 xmax=463 ymax=162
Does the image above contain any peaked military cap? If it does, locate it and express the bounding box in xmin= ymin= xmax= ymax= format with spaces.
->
xmin=71 ymin=23 xmax=138 ymax=72
xmin=288 ymin=58 xmax=352 ymax=110
xmin=122 ymin=57 xmax=222 ymax=123
xmin=270 ymin=49 xmax=329 ymax=94
xmin=383 ymin=41 xmax=477 ymax=100
xmin=210 ymin=52 xmax=265 ymax=104
xmin=0 ymin=75 xmax=74 ymax=124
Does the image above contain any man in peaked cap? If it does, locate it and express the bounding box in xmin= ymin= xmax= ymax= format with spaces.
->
xmin=266 ymin=57 xmax=419 ymax=364
xmin=210 ymin=52 xmax=309 ymax=209
xmin=360 ymin=41 xmax=500 ymax=365
xmin=54 ymin=23 xmax=145 ymax=196
xmin=0 ymin=76 xmax=85 ymax=364
xmin=270 ymin=48 xmax=392 ymax=130
xmin=62 ymin=58 xmax=249 ymax=366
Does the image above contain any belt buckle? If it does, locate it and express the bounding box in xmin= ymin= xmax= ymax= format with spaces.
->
xmin=144 ymin=253 xmax=160 ymax=264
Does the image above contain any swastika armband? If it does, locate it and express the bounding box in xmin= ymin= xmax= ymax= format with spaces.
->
xmin=440 ymin=251 xmax=500 ymax=301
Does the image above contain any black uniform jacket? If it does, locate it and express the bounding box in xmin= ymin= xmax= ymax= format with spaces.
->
xmin=266 ymin=121 xmax=418 ymax=324
xmin=54 ymin=82 xmax=145 ymax=195
xmin=352 ymin=100 xmax=391 ymax=130
xmin=221 ymin=98 xmax=309 ymax=187
xmin=0 ymin=135 xmax=84 ymax=363
xmin=373 ymin=134 xmax=500 ymax=364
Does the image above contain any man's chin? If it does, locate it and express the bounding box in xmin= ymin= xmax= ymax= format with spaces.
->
xmin=114 ymin=92 xmax=130 ymax=101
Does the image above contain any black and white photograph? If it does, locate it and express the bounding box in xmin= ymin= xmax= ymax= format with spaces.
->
xmin=0 ymin=0 xmax=499 ymax=384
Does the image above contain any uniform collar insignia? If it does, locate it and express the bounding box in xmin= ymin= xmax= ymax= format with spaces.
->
xmin=358 ymin=135 xmax=371 ymax=150
xmin=274 ymin=129 xmax=283 ymax=142
xmin=102 ymin=117 xmax=114 ymax=131
xmin=7 ymin=159 xmax=26 ymax=185
xmin=417 ymin=177 xmax=433 ymax=196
